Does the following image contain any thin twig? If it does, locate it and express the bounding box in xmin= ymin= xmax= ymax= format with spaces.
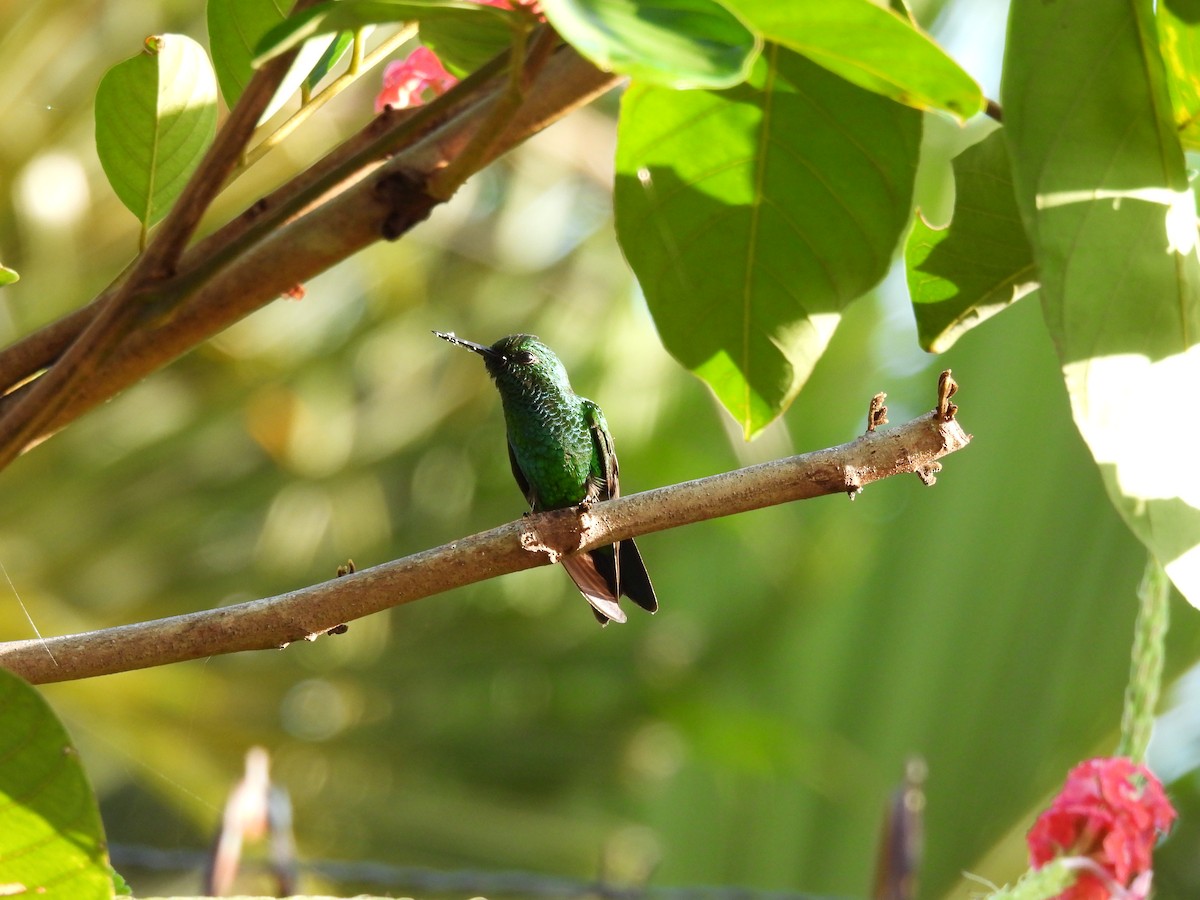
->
xmin=0 ymin=399 xmax=971 ymax=684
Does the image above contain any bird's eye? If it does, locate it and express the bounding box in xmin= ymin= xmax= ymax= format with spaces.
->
xmin=512 ymin=350 xmax=537 ymax=365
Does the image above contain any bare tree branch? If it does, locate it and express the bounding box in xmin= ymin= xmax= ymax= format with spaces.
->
xmin=0 ymin=395 xmax=972 ymax=685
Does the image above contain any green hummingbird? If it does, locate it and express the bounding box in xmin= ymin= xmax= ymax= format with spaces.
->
xmin=436 ymin=331 xmax=657 ymax=625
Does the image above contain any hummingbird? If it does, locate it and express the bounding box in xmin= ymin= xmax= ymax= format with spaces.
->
xmin=435 ymin=331 xmax=657 ymax=625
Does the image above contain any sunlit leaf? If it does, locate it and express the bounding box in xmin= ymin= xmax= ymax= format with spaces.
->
xmin=94 ymin=34 xmax=218 ymax=233
xmin=208 ymin=0 xmax=336 ymax=122
xmin=0 ymin=264 xmax=18 ymax=286
xmin=1159 ymin=0 xmax=1200 ymax=151
xmin=254 ymin=0 xmax=513 ymax=67
xmin=0 ymin=669 xmax=113 ymax=899
xmin=1005 ymin=0 xmax=1200 ymax=605
xmin=724 ymin=0 xmax=983 ymax=119
xmin=540 ymin=0 xmax=760 ymax=89
xmin=905 ymin=128 xmax=1038 ymax=352
xmin=614 ymin=45 xmax=919 ymax=438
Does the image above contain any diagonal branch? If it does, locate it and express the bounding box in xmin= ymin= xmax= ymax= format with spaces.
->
xmin=0 ymin=40 xmax=618 ymax=454
xmin=0 ymin=392 xmax=971 ymax=685
xmin=0 ymin=12 xmax=313 ymax=470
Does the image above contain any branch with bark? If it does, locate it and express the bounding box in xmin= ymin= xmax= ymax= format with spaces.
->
xmin=0 ymin=376 xmax=971 ymax=685
xmin=0 ymin=33 xmax=617 ymax=460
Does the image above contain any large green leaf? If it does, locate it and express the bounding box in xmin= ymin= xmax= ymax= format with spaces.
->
xmin=94 ymin=34 xmax=218 ymax=234
xmin=614 ymin=44 xmax=920 ymax=438
xmin=0 ymin=669 xmax=112 ymax=898
xmin=539 ymin=0 xmax=760 ymax=89
xmin=723 ymin=0 xmax=983 ymax=119
xmin=905 ymin=129 xmax=1038 ymax=352
xmin=207 ymin=0 xmax=337 ymax=122
xmin=1004 ymin=1 xmax=1200 ymax=606
xmin=254 ymin=0 xmax=514 ymax=67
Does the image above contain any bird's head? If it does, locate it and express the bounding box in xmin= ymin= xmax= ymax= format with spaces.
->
xmin=434 ymin=331 xmax=571 ymax=395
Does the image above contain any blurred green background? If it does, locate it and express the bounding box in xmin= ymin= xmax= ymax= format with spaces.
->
xmin=3 ymin=1 xmax=1200 ymax=898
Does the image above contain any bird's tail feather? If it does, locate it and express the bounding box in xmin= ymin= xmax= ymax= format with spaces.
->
xmin=561 ymin=553 xmax=627 ymax=625
xmin=589 ymin=540 xmax=657 ymax=614
xmin=617 ymin=539 xmax=657 ymax=613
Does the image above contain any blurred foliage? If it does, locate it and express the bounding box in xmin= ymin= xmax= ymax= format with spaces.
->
xmin=3 ymin=1 xmax=1200 ymax=900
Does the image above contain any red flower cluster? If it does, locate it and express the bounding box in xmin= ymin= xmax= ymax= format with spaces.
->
xmin=374 ymin=47 xmax=458 ymax=113
xmin=375 ymin=0 xmax=546 ymax=112
xmin=1027 ymin=757 xmax=1176 ymax=900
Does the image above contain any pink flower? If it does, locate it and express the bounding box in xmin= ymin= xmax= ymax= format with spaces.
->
xmin=374 ymin=46 xmax=458 ymax=112
xmin=1027 ymin=757 xmax=1176 ymax=900
xmin=475 ymin=0 xmax=544 ymax=14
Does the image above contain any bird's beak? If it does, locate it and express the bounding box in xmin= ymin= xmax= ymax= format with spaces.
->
xmin=434 ymin=331 xmax=497 ymax=359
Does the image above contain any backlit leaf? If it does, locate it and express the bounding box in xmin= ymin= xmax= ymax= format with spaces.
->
xmin=724 ymin=0 xmax=983 ymax=119
xmin=615 ymin=45 xmax=919 ymax=438
xmin=1005 ymin=0 xmax=1200 ymax=605
xmin=94 ymin=34 xmax=218 ymax=233
xmin=254 ymin=0 xmax=513 ymax=67
xmin=540 ymin=0 xmax=760 ymax=89
xmin=905 ymin=128 xmax=1037 ymax=352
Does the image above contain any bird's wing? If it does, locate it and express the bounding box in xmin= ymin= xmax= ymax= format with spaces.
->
xmin=507 ymin=439 xmax=538 ymax=509
xmin=581 ymin=399 xmax=623 ymax=596
xmin=582 ymin=399 xmax=619 ymax=501
xmin=510 ymin=429 xmax=624 ymax=624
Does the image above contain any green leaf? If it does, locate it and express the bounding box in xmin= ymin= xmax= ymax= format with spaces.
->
xmin=305 ymin=29 xmax=359 ymax=90
xmin=0 ymin=264 xmax=18 ymax=286
xmin=614 ymin=45 xmax=920 ymax=438
xmin=207 ymin=0 xmax=336 ymax=122
xmin=0 ymin=668 xmax=112 ymax=899
xmin=254 ymin=0 xmax=514 ymax=68
xmin=419 ymin=10 xmax=515 ymax=76
xmin=1004 ymin=1 xmax=1200 ymax=605
xmin=723 ymin=0 xmax=983 ymax=119
xmin=539 ymin=0 xmax=760 ymax=89
xmin=905 ymin=128 xmax=1038 ymax=352
xmin=94 ymin=34 xmax=218 ymax=233
xmin=1159 ymin=0 xmax=1200 ymax=151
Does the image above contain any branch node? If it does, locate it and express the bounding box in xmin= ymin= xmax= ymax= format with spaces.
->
xmin=866 ymin=392 xmax=888 ymax=433
xmin=519 ymin=523 xmax=562 ymax=563
xmin=374 ymin=170 xmax=437 ymax=240
xmin=915 ymin=461 xmax=942 ymax=486
xmin=843 ymin=466 xmax=865 ymax=499
xmin=936 ymin=370 xmax=958 ymax=421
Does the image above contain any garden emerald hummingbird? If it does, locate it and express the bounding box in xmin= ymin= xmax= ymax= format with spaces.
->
xmin=435 ymin=331 xmax=657 ymax=625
